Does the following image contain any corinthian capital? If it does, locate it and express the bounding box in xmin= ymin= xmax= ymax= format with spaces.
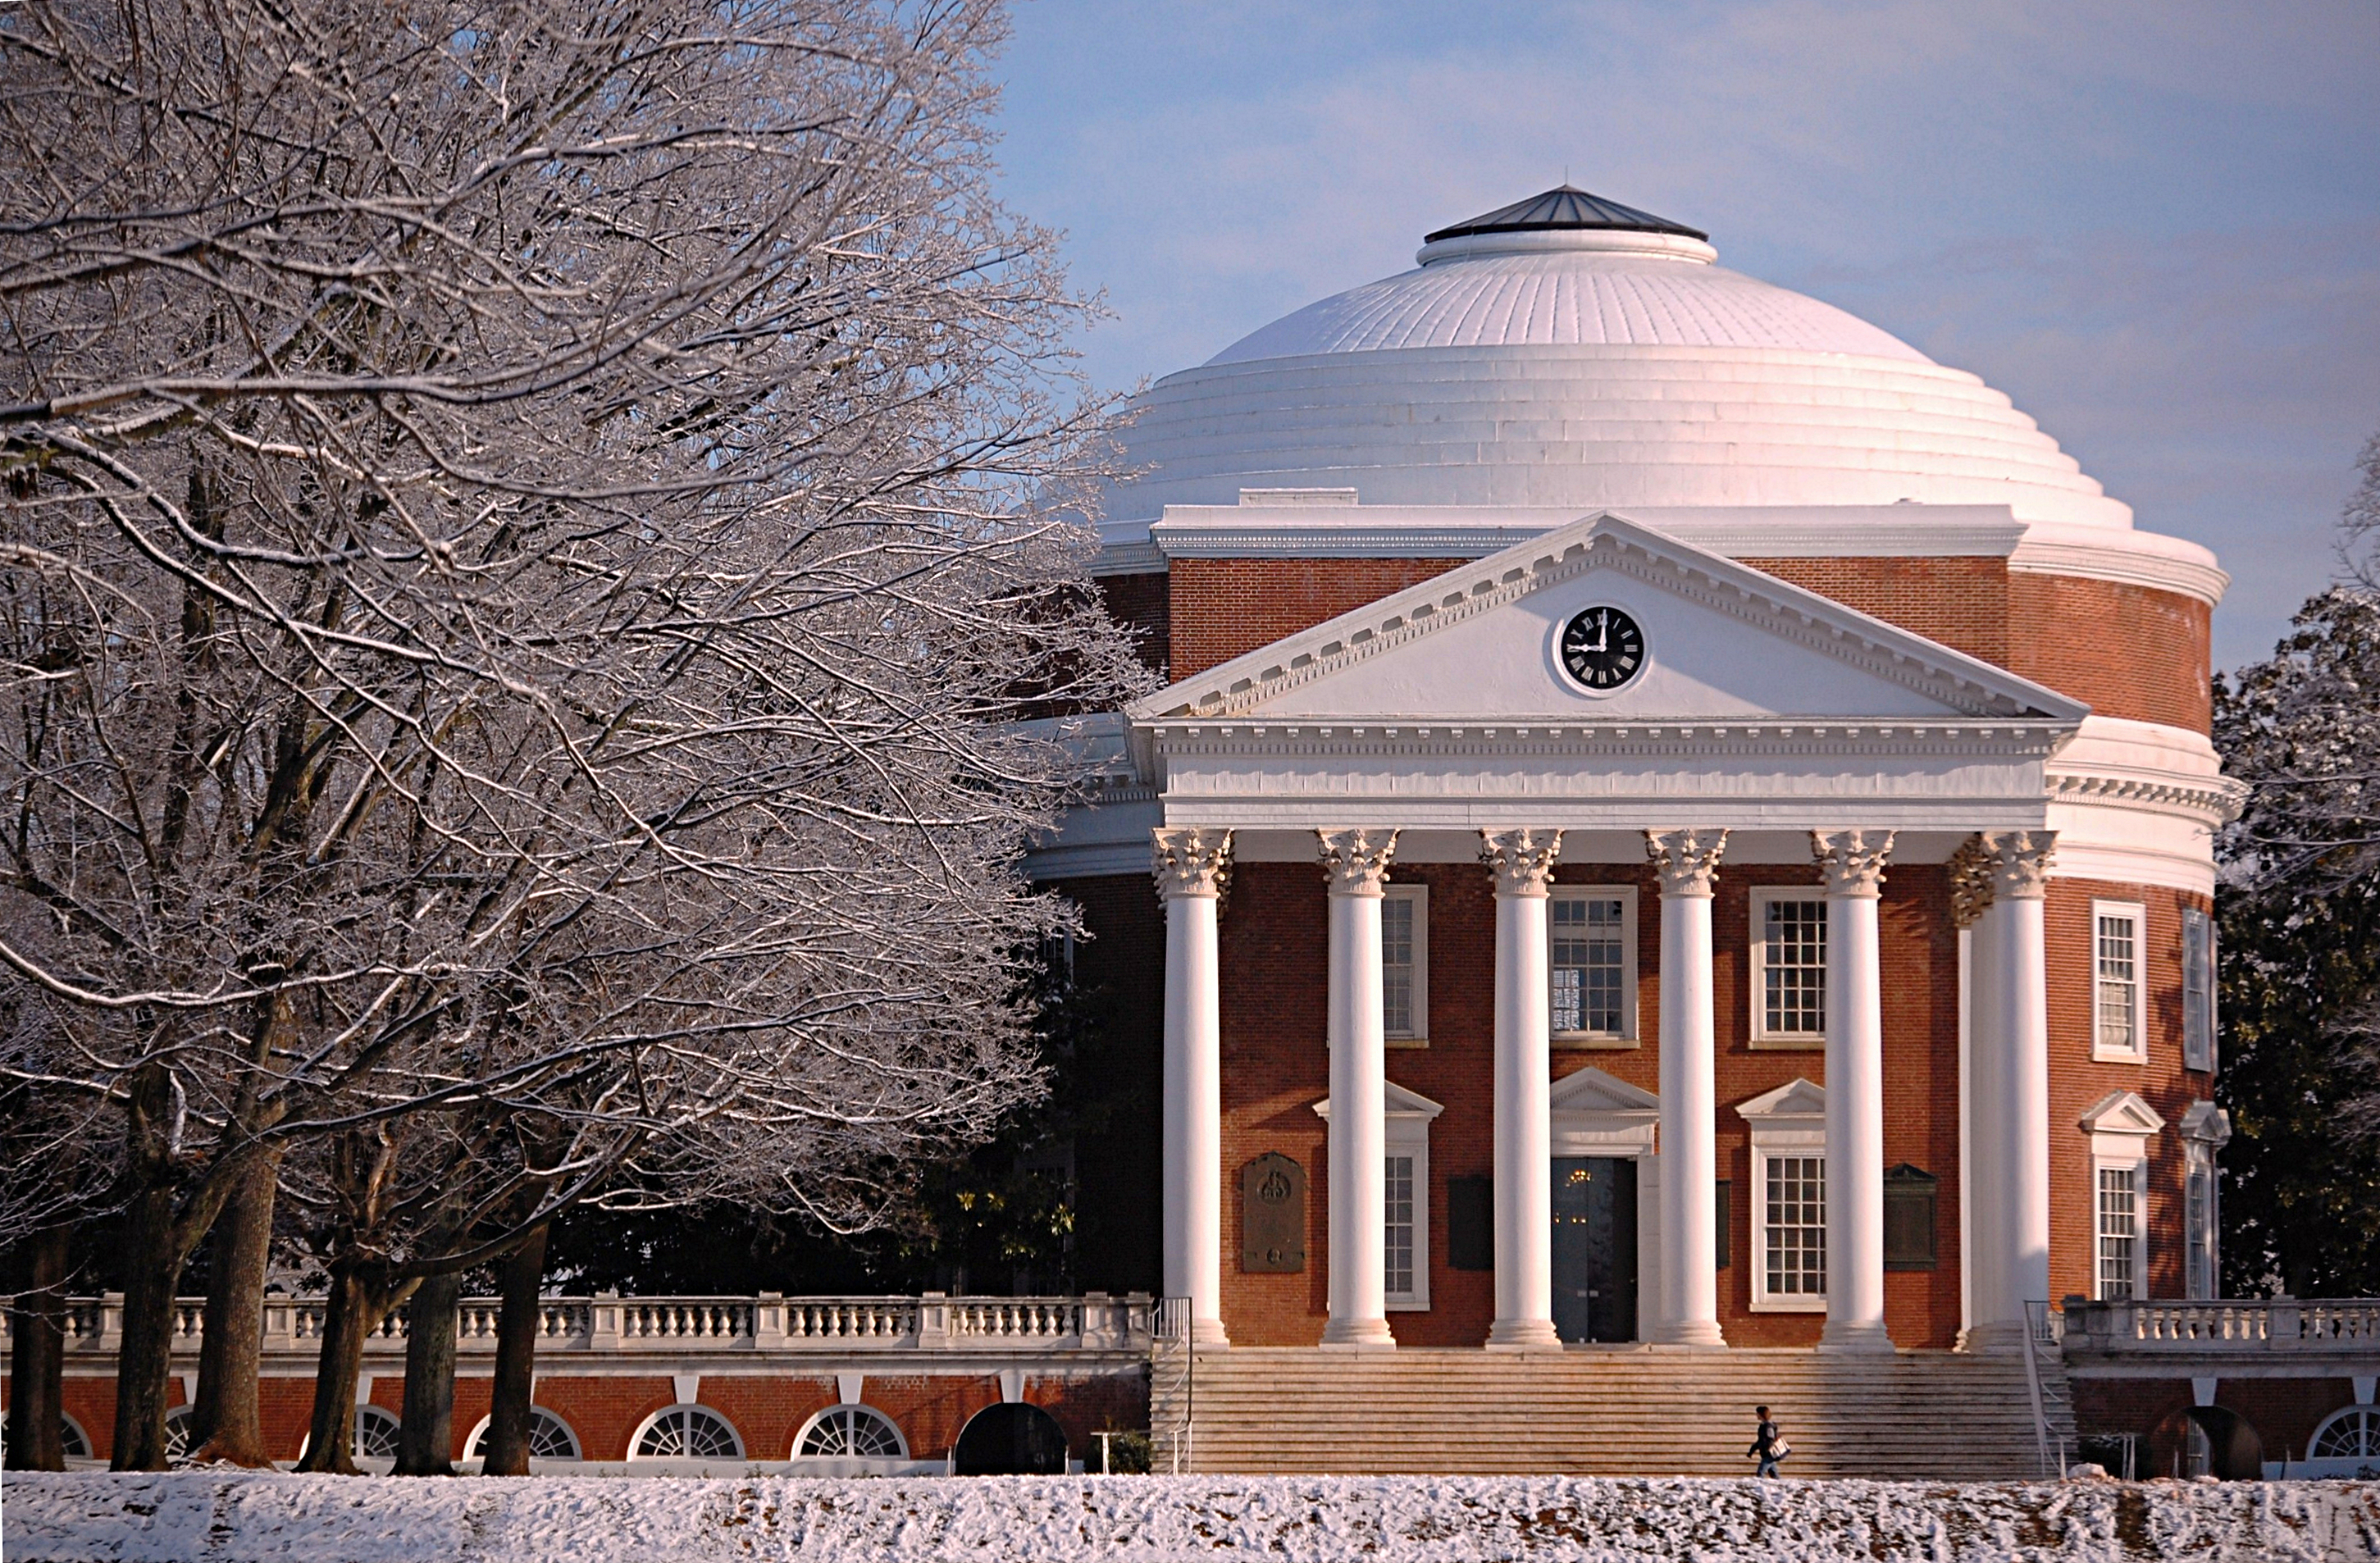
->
xmin=1151 ymin=827 xmax=1233 ymax=900
xmin=1979 ymin=829 xmax=2056 ymax=900
xmin=1317 ymin=827 xmax=1399 ymax=897
xmin=1480 ymin=828 xmax=1562 ymax=897
xmin=1811 ymin=829 xmax=1895 ymax=898
xmin=1644 ymin=828 xmax=1729 ymax=897
xmin=1946 ymin=835 xmax=1994 ymax=929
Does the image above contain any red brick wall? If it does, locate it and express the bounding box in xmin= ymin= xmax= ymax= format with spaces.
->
xmin=11 ymin=1365 xmax=1147 ymax=1466
xmin=1160 ymin=554 xmax=2211 ymax=731
xmin=2045 ymin=878 xmax=2218 ymax=1307
xmin=2071 ymin=1374 xmax=2358 ymax=1474
xmin=1097 ymin=573 xmax=1170 ymax=677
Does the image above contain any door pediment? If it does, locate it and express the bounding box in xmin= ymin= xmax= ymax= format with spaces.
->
xmin=1131 ymin=513 xmax=2084 ymax=727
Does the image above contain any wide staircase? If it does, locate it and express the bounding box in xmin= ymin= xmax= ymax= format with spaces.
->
xmin=1151 ymin=1347 xmax=2075 ymax=1479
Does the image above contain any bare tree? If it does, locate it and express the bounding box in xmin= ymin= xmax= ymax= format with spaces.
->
xmin=1 ymin=0 xmax=1144 ymax=1470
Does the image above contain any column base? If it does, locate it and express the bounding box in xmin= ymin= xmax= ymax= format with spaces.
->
xmin=1320 ymin=1316 xmax=1397 ymax=1350
xmin=1484 ymin=1317 xmax=1563 ymax=1351
xmin=1957 ymin=1322 xmax=2029 ymax=1356
xmin=1817 ymin=1318 xmax=1896 ymax=1354
xmin=1652 ymin=1319 xmax=1727 ymax=1347
xmin=1192 ymin=1317 xmax=1231 ymax=1348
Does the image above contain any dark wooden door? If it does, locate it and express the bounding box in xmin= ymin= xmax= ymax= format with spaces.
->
xmin=1551 ymin=1156 xmax=1639 ymax=1343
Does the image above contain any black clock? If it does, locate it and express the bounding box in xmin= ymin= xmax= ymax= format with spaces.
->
xmin=1560 ymin=606 xmax=1646 ymax=690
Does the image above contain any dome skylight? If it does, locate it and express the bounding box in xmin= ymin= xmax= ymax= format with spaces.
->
xmin=1423 ymin=185 xmax=1708 ymax=244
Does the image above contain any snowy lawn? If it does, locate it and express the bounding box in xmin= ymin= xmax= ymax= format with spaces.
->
xmin=4 ymin=1471 xmax=2376 ymax=1561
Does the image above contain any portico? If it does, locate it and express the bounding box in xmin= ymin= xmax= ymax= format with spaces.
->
xmin=1134 ymin=513 xmax=2090 ymax=1355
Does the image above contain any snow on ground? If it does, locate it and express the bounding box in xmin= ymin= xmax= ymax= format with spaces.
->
xmin=5 ymin=1471 xmax=2376 ymax=1562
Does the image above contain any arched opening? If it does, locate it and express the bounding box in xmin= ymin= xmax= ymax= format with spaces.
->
xmin=627 ymin=1404 xmax=742 ymax=1460
xmin=463 ymin=1407 xmax=581 ymax=1462
xmin=952 ymin=1401 xmax=1068 ymax=1475
xmin=794 ymin=1404 xmax=907 ymax=1460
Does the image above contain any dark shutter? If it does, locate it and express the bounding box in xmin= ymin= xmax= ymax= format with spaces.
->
xmin=1884 ymin=1164 xmax=1938 ymax=1271
xmin=1447 ymin=1175 xmax=1494 ymax=1270
xmin=1715 ymin=1179 xmax=1731 ymax=1269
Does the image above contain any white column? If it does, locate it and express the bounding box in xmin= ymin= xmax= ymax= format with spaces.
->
xmin=1155 ymin=827 xmax=1233 ymax=1348
xmin=1972 ymin=829 xmax=2056 ymax=1352
xmin=1813 ymin=829 xmax=1895 ymax=1354
xmin=1483 ymin=828 xmax=1563 ymax=1350
xmin=1950 ymin=837 xmax=1996 ymax=1350
xmin=1646 ymin=828 xmax=1729 ymax=1347
xmin=1320 ymin=827 xmax=1399 ymax=1350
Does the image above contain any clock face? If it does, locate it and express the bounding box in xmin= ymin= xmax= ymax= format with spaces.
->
xmin=1559 ymin=606 xmax=1647 ymax=691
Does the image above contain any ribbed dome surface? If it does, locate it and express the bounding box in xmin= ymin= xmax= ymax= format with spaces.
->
xmin=1100 ymin=204 xmax=2133 ymax=531
xmin=1209 ymin=252 xmax=1926 ymax=365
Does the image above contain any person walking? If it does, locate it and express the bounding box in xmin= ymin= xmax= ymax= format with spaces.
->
xmin=1749 ymin=1406 xmax=1787 ymax=1478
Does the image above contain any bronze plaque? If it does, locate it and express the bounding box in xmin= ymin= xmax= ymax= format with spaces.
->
xmin=1240 ymin=1152 xmax=1306 ymax=1273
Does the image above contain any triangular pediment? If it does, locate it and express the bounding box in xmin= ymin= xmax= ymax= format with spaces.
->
xmin=1312 ymin=1081 xmax=1445 ymax=1122
xmin=1549 ymin=1065 xmax=1659 ymax=1116
xmin=2080 ymin=1089 xmax=2166 ymax=1137
xmin=1129 ymin=513 xmax=2086 ymax=726
xmin=1737 ymin=1077 xmax=1826 ymax=1122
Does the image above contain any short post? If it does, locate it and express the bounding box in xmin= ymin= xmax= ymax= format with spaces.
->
xmin=588 ymin=1289 xmax=622 ymax=1351
xmin=1095 ymin=1430 xmax=1115 ymax=1474
xmin=917 ymin=1292 xmax=951 ymax=1350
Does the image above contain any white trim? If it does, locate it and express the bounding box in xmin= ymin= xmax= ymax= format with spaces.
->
xmin=2008 ymin=520 xmax=2230 ymax=608
xmin=1738 ymin=1078 xmax=1829 ymax=1312
xmin=1315 ymin=1082 xmax=1443 ymax=1310
xmin=1549 ymin=886 xmax=1639 ymax=1046
xmin=1382 ymin=883 xmax=1429 ymax=1045
xmin=462 ymin=1407 xmax=583 ymax=1463
xmin=2090 ymin=900 xmax=2149 ymax=1063
xmin=1749 ymin=887 xmax=1830 ymax=1050
xmin=1957 ymin=924 xmax=1973 ymax=1337
xmin=2080 ymin=1089 xmax=2163 ymax=1302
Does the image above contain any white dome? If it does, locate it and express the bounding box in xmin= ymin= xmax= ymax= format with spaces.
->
xmin=1100 ymin=195 xmax=2132 ymax=530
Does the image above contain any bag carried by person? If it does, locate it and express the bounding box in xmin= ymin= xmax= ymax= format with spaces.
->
xmin=1771 ymin=1438 xmax=1791 ymax=1460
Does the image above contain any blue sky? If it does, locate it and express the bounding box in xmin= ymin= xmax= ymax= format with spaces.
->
xmin=990 ymin=0 xmax=2380 ymax=672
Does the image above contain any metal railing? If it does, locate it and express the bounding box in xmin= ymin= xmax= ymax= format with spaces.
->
xmin=3 ymin=1291 xmax=1153 ymax=1359
xmin=2060 ymin=1296 xmax=2380 ymax=1355
xmin=2020 ymin=1300 xmax=2068 ymax=1479
xmin=1151 ymin=1296 xmax=1196 ymax=1475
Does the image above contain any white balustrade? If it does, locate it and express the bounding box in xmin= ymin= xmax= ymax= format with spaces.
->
xmin=2063 ymin=1297 xmax=2380 ymax=1356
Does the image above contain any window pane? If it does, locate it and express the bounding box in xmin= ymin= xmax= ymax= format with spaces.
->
xmin=2183 ymin=909 xmax=2214 ymax=1070
xmin=1384 ymin=1155 xmax=1415 ymax=1296
xmin=1551 ymin=895 xmax=1625 ymax=1033
xmin=2097 ymin=1166 xmax=2138 ymax=1300
xmin=1762 ymin=900 xmax=1827 ymax=1035
xmin=2097 ymin=914 xmax=2138 ymax=1054
xmin=1765 ymin=1155 xmax=1826 ymax=1296
xmin=2185 ymin=1169 xmax=2211 ymax=1300
xmin=1382 ymin=896 xmax=1415 ymax=1035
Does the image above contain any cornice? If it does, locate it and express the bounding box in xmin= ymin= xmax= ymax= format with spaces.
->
xmin=2046 ymin=768 xmax=2248 ymax=823
xmin=1137 ymin=717 xmax=2077 ymax=762
xmin=2008 ymin=522 xmax=2228 ymax=608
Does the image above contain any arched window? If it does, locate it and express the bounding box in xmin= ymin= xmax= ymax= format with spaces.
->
xmin=58 ymin=1413 xmax=92 ymax=1460
xmin=2311 ymin=1407 xmax=2380 ymax=1460
xmin=163 ymin=1406 xmax=194 ymax=1460
xmin=353 ymin=1405 xmax=403 ymax=1459
xmin=793 ymin=1405 xmax=906 ymax=1459
xmin=630 ymin=1405 xmax=741 ymax=1460
xmin=464 ymin=1408 xmax=581 ymax=1461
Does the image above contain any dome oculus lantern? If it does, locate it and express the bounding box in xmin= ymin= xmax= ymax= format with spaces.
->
xmin=1421 ymin=185 xmax=1709 ymax=243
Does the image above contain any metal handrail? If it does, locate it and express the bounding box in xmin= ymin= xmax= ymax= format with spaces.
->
xmin=2020 ymin=1300 xmax=2067 ymax=1478
xmin=1152 ymin=1295 xmax=1196 ymax=1474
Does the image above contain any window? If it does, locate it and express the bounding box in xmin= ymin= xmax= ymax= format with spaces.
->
xmin=2185 ymin=1168 xmax=2214 ymax=1301
xmin=164 ymin=1406 xmax=194 ymax=1461
xmin=795 ymin=1405 xmax=907 ymax=1459
xmin=465 ymin=1408 xmax=581 ymax=1461
xmin=1381 ymin=885 xmax=1429 ymax=1043
xmin=59 ymin=1414 xmax=91 ymax=1460
xmin=1551 ymin=887 xmax=1637 ymax=1045
xmin=1446 ymin=1175 xmax=1493 ymax=1270
xmin=631 ymin=1405 xmax=743 ymax=1460
xmin=2182 ymin=907 xmax=2216 ymax=1072
xmin=1384 ymin=1155 xmax=1416 ymax=1297
xmin=354 ymin=1406 xmax=402 ymax=1460
xmin=2092 ymin=901 xmax=2146 ymax=1061
xmin=1751 ymin=891 xmax=1827 ymax=1046
xmin=2311 ymin=1408 xmax=2380 ymax=1460
xmin=1767 ymin=1156 xmax=1827 ymax=1298
xmin=2180 ymin=1100 xmax=2228 ymax=1302
xmin=2096 ymin=1165 xmax=2139 ymax=1300
xmin=1884 ymin=1164 xmax=1939 ymax=1271
xmin=1738 ymin=1077 xmax=1827 ymax=1310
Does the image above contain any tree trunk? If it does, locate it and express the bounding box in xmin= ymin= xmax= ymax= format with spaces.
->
xmin=190 ymin=1151 xmax=280 ymax=1466
xmin=109 ymin=1181 xmax=186 ymax=1471
xmin=5 ymin=1225 xmax=71 ymax=1470
xmin=479 ymin=1222 xmax=549 ymax=1476
xmin=393 ymin=1270 xmax=462 ymax=1475
xmin=294 ymin=1260 xmax=376 ymax=1474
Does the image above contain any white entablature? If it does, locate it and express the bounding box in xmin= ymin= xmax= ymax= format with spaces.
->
xmin=1121 ymin=513 xmax=2085 ymax=841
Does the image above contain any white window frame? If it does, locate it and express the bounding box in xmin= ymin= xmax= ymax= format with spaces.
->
xmin=1749 ymin=888 xmax=1829 ymax=1049
xmin=1738 ymin=1078 xmax=1828 ymax=1311
xmin=1382 ymin=883 xmax=1429 ymax=1046
xmin=627 ymin=1403 xmax=745 ymax=1461
xmin=463 ymin=1407 xmax=583 ymax=1462
xmin=1549 ymin=885 xmax=1639 ymax=1047
xmin=1314 ymin=1082 xmax=1443 ymax=1310
xmin=792 ymin=1402 xmax=910 ymax=1460
xmin=2091 ymin=900 xmax=2149 ymax=1063
xmin=2181 ymin=1100 xmax=2230 ymax=1302
xmin=2094 ymin=1161 xmax=2142 ymax=1301
xmin=2182 ymin=905 xmax=2216 ymax=1073
xmin=2081 ymin=1089 xmax=2164 ymax=1301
